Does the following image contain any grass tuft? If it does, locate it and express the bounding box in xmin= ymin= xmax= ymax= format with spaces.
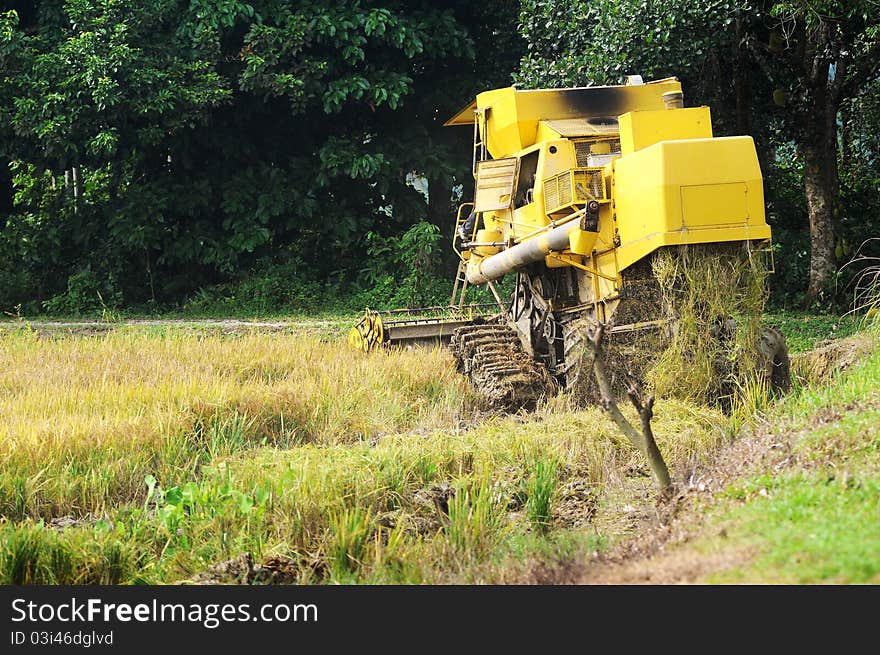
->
xmin=327 ymin=507 xmax=373 ymax=581
xmin=445 ymin=478 xmax=507 ymax=558
xmin=0 ymin=523 xmax=146 ymax=584
xmin=526 ymin=459 xmax=558 ymax=534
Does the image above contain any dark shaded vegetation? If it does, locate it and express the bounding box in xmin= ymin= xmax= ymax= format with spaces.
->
xmin=0 ymin=1 xmax=877 ymax=316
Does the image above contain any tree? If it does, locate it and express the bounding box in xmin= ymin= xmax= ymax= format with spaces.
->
xmin=517 ymin=0 xmax=742 ymax=112
xmin=745 ymin=2 xmax=880 ymax=304
xmin=0 ymin=0 xmax=238 ymax=305
xmin=0 ymin=1 xmax=524 ymax=311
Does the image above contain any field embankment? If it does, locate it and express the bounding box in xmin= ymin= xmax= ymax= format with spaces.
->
xmin=563 ymin=331 xmax=880 ymax=584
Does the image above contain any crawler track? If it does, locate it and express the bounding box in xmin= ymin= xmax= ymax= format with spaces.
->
xmin=450 ymin=322 xmax=558 ymax=410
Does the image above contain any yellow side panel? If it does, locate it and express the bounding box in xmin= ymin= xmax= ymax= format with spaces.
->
xmin=537 ymin=139 xmax=577 ymax=179
xmin=510 ymin=203 xmax=546 ymax=241
xmin=619 ymin=107 xmax=712 ymax=155
xmin=680 ymin=182 xmax=748 ymax=228
xmin=474 ymin=158 xmax=518 ymax=212
xmin=613 ymin=136 xmax=770 ymax=272
xmin=535 ymin=121 xmax=564 ymax=143
xmin=478 ymin=88 xmax=528 ymax=160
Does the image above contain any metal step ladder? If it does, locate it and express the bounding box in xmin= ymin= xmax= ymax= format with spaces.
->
xmin=450 ymin=260 xmax=470 ymax=308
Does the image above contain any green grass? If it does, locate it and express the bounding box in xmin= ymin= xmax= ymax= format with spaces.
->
xmin=526 ymin=459 xmax=559 ymax=534
xmin=0 ymin=522 xmax=149 ymax=585
xmin=0 ymin=403 xmax=714 ymax=584
xmin=0 ymin=328 xmax=474 ymax=518
xmin=783 ymin=342 xmax=880 ymax=420
xmin=765 ymin=311 xmax=863 ymax=353
xmin=701 ymin=335 xmax=880 ymax=583
xmin=714 ymin=467 xmax=880 ymax=584
xmin=0 ymin=320 xmax=725 ymax=584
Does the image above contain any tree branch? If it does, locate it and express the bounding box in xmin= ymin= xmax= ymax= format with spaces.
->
xmin=841 ymin=36 xmax=880 ymax=99
xmin=625 ymin=379 xmax=671 ymax=490
xmin=587 ymin=323 xmax=672 ymax=491
xmin=744 ymin=35 xmax=781 ymax=89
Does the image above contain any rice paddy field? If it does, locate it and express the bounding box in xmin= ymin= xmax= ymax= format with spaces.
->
xmin=0 ymin=313 xmax=874 ymax=584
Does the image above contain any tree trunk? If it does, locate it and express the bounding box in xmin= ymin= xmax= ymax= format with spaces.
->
xmin=839 ymin=101 xmax=851 ymax=174
xmin=0 ymin=160 xmax=13 ymax=216
xmin=426 ymin=175 xmax=451 ymax=231
xmin=802 ymin=142 xmax=838 ymax=304
xmin=800 ymin=77 xmax=841 ymax=305
xmin=734 ymin=14 xmax=751 ymax=136
xmin=427 ymin=175 xmax=456 ymax=274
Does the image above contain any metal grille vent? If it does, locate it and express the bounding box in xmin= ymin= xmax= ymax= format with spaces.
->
xmin=574 ymin=141 xmax=592 ymax=167
xmin=543 ymin=167 xmax=606 ymax=215
xmin=573 ymin=169 xmax=604 ymax=200
xmin=544 ymin=180 xmax=559 ymax=212
xmin=574 ymin=139 xmax=621 ymax=166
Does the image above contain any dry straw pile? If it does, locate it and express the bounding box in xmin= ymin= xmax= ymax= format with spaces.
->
xmin=647 ymin=244 xmax=770 ymax=406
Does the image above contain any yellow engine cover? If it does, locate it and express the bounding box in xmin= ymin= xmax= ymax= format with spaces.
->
xmin=613 ymin=135 xmax=770 ymax=272
xmin=619 ymin=107 xmax=712 ymax=154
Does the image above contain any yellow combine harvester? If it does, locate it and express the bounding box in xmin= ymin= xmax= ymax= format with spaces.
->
xmin=352 ymin=76 xmax=789 ymax=407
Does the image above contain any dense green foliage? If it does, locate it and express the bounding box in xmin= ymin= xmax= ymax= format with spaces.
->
xmin=0 ymin=1 xmax=878 ymax=314
xmin=0 ymin=1 xmax=520 ymax=314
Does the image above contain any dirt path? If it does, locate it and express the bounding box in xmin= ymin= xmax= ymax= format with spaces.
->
xmin=518 ymin=419 xmax=792 ymax=584
xmin=0 ymin=318 xmax=350 ymax=336
xmin=575 ymin=420 xmax=792 ymax=584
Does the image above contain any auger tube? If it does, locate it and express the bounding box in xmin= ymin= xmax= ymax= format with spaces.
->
xmin=466 ymin=219 xmax=584 ymax=285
